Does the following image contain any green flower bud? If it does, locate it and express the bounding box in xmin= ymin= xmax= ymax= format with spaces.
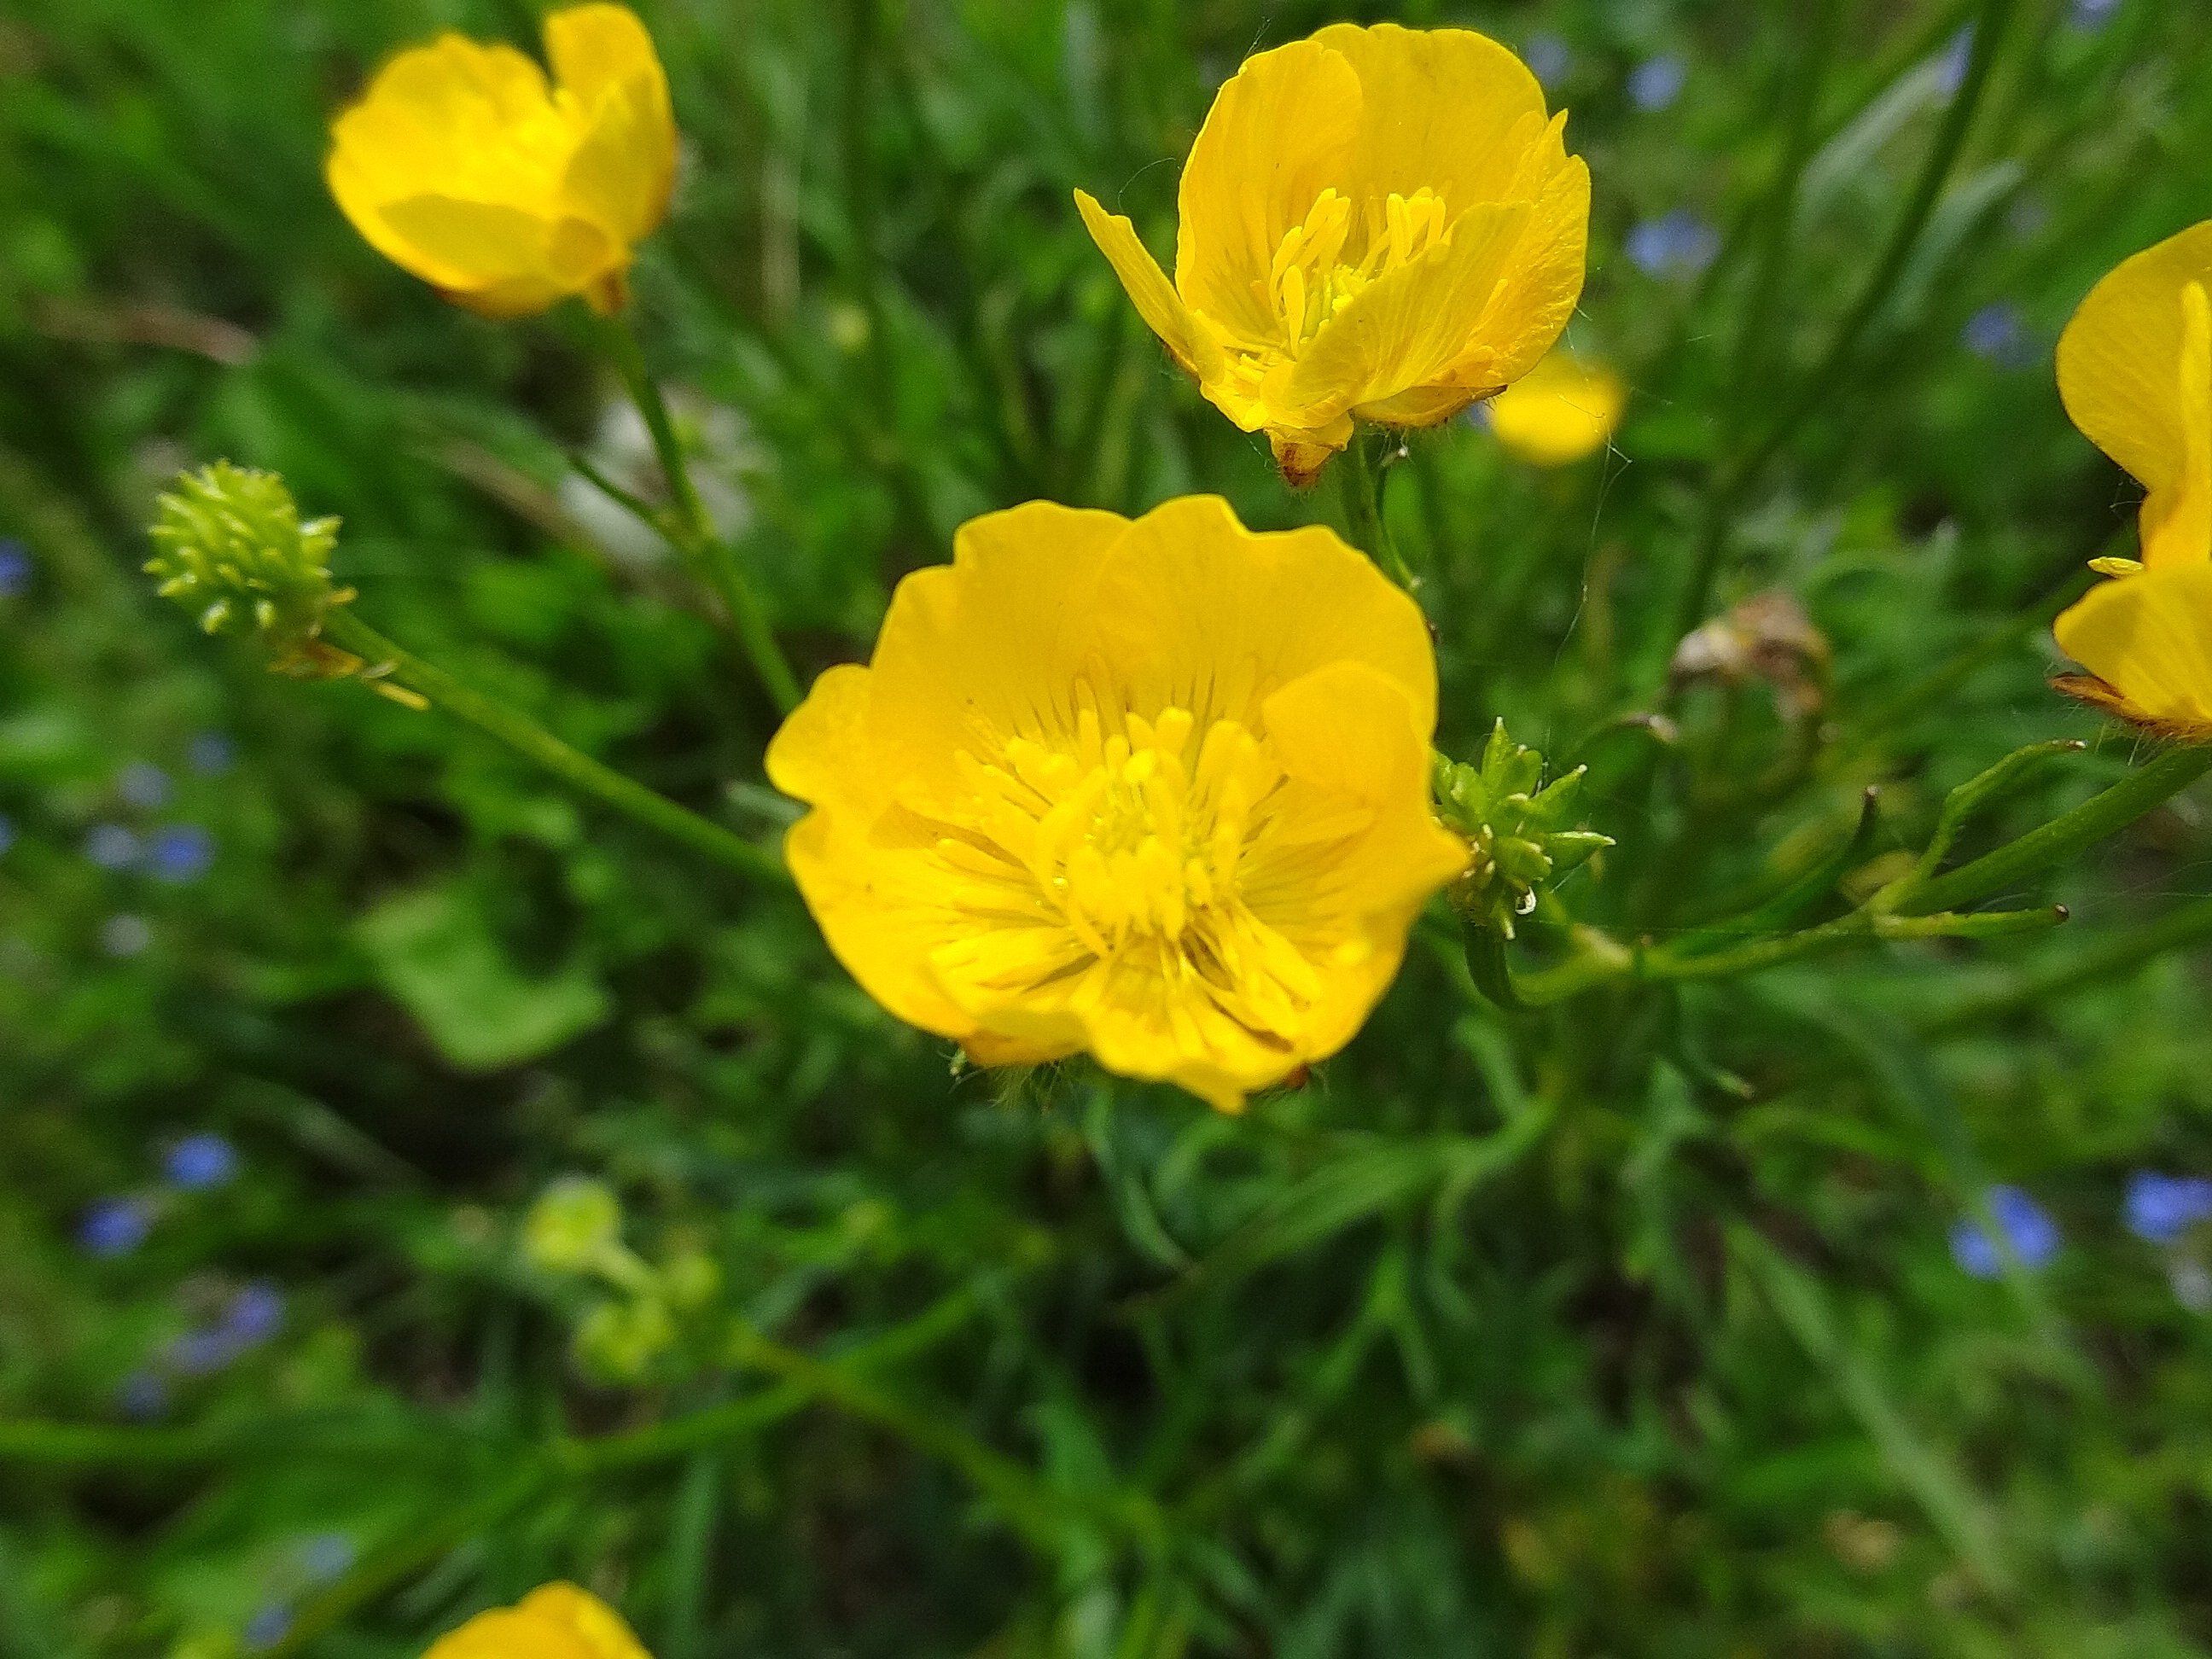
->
xmin=522 ymin=1176 xmax=625 ymax=1277
xmin=573 ymin=1296 xmax=676 ymax=1384
xmin=146 ymin=463 xmax=351 ymax=656
xmin=1434 ymin=721 xmax=1614 ymax=940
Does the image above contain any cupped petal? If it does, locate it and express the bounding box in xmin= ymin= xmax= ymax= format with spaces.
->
xmin=1074 ymin=191 xmax=1223 ymax=380
xmin=2058 ymin=221 xmax=2212 ymax=567
xmin=864 ymin=502 xmax=1134 ymax=813
xmin=1084 ymin=496 xmax=1439 ymax=736
xmin=1312 ymin=23 xmax=1552 ymax=210
xmin=425 ymin=1586 xmax=646 ymax=1659
xmin=1281 ymin=200 xmax=1533 ymax=423
xmin=370 ymin=197 xmax=616 ymax=312
xmin=1439 ymin=137 xmax=1590 ymax=393
xmin=514 ymin=1586 xmax=652 ymax=1659
xmin=1175 ymin=38 xmax=1362 ymax=346
xmin=329 ymin=36 xmax=568 ymax=212
xmin=548 ymin=3 xmax=678 ymax=247
xmin=2053 ymin=562 xmax=2212 ymax=734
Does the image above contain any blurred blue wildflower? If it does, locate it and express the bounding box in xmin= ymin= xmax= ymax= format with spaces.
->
xmin=1627 ymin=55 xmax=1686 ymax=113
xmin=188 ymin=731 xmax=236 ymax=775
xmin=100 ymin=914 xmax=153 ymax=958
xmin=1522 ymin=32 xmax=1572 ymax=89
xmin=168 ymin=1326 xmax=240 ymax=1375
xmin=1627 ymin=211 xmax=1720 ymax=280
xmin=1963 ymin=302 xmax=2033 ymax=369
xmin=0 ymin=813 xmax=14 ymax=857
xmin=165 ymin=1132 xmax=239 ymax=1191
xmin=148 ymin=824 xmax=215 ymax=883
xmin=79 ymin=1197 xmax=153 ymax=1258
xmin=1951 ymin=1186 xmax=2060 ymax=1278
xmin=226 ymin=1280 xmax=285 ymax=1344
xmin=84 ymin=824 xmax=142 ymax=871
xmin=2125 ymin=1171 xmax=2212 ymax=1244
xmin=117 ymin=763 xmax=173 ymax=811
xmin=244 ymin=1605 xmax=293 ymax=1652
xmin=0 ymin=538 xmax=29 ymax=597
xmin=300 ymin=1533 xmax=357 ymax=1582
xmin=2069 ymin=0 xmax=2120 ymax=27
xmin=1936 ymin=28 xmax=1974 ymax=96
xmin=117 ymin=1371 xmax=171 ymax=1421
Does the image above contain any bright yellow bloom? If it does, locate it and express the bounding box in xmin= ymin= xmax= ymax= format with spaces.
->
xmin=1075 ymin=24 xmax=1590 ymax=486
xmin=328 ymin=5 xmax=677 ymax=318
xmin=1485 ymin=351 xmax=1624 ymax=467
xmin=422 ymin=1585 xmax=649 ymax=1659
xmin=766 ymin=497 xmax=1470 ymax=1112
xmin=2053 ymin=222 xmax=2212 ymax=736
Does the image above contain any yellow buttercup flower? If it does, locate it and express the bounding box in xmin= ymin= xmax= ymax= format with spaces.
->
xmin=328 ymin=5 xmax=677 ymax=318
xmin=2052 ymin=222 xmax=2212 ymax=737
xmin=766 ymin=497 xmax=1471 ymax=1112
xmin=422 ymin=1584 xmax=649 ymax=1659
xmin=1075 ymin=23 xmax=1590 ymax=486
xmin=1485 ymin=351 xmax=1625 ymax=467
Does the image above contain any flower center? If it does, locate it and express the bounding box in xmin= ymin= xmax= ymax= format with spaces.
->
xmin=952 ymin=706 xmax=1278 ymax=959
xmin=1266 ymin=187 xmax=1452 ymax=353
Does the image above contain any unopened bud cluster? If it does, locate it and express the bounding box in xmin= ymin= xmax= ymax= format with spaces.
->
xmin=1433 ymin=722 xmax=1613 ymax=940
xmin=521 ymin=1177 xmax=721 ymax=1385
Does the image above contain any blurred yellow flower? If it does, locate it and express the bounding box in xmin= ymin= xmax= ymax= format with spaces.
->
xmin=1485 ymin=351 xmax=1624 ymax=466
xmin=423 ymin=1585 xmax=649 ymax=1659
xmin=328 ymin=4 xmax=677 ymax=318
xmin=766 ymin=497 xmax=1470 ymax=1111
xmin=2053 ymin=222 xmax=2212 ymax=737
xmin=1075 ymin=23 xmax=1589 ymax=486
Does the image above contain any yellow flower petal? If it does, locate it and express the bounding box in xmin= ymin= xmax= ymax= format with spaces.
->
xmin=327 ymin=6 xmax=675 ymax=317
xmin=2053 ymin=562 xmax=2212 ymax=736
xmin=2057 ymin=220 xmax=2212 ymax=567
xmin=424 ymin=1584 xmax=651 ymax=1659
xmin=1077 ymin=23 xmax=1589 ymax=484
xmin=1486 ymin=351 xmax=1627 ymax=466
xmin=769 ymin=497 xmax=1459 ymax=1111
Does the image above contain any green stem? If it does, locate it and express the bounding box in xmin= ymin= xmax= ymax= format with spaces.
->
xmin=1669 ymin=0 xmax=2016 ymax=646
xmin=320 ymin=610 xmax=789 ymax=889
xmin=1898 ymin=744 xmax=2212 ymax=916
xmin=596 ymin=311 xmax=804 ymax=713
xmin=1917 ymin=894 xmax=2212 ymax=1034
xmin=1338 ymin=429 xmax=1417 ymax=591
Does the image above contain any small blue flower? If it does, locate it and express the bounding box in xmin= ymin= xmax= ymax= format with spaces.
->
xmin=117 ymin=1371 xmax=171 ymax=1421
xmin=100 ymin=915 xmax=153 ymax=958
xmin=2124 ymin=1171 xmax=2212 ymax=1244
xmin=225 ymin=1281 xmax=285 ymax=1345
xmin=148 ymin=824 xmax=216 ymax=884
xmin=1627 ymin=55 xmax=1687 ymax=114
xmin=188 ymin=732 xmax=237 ymax=776
xmin=244 ymin=1605 xmax=293 ymax=1652
xmin=84 ymin=824 xmax=143 ymax=871
xmin=0 ymin=539 xmax=29 ymax=597
xmin=1963 ymin=302 xmax=2033 ymax=369
xmin=1522 ymin=32 xmax=1572 ymax=90
xmin=1935 ymin=27 xmax=1975 ymax=96
xmin=116 ymin=763 xmax=173 ymax=812
xmin=1951 ymin=1185 xmax=2061 ymax=1279
xmin=167 ymin=1326 xmax=241 ymax=1376
xmin=79 ymin=1197 xmax=154 ymax=1258
xmin=300 ymin=1533 xmax=357 ymax=1582
xmin=165 ymin=1132 xmax=239 ymax=1191
xmin=1627 ymin=210 xmax=1720 ymax=280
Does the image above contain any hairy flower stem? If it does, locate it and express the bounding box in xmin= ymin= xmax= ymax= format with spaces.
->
xmin=1338 ymin=430 xmax=1418 ymax=591
xmin=595 ymin=311 xmax=803 ymax=713
xmin=318 ymin=611 xmax=789 ymax=888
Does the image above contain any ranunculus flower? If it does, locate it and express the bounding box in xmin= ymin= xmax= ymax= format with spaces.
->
xmin=425 ymin=1585 xmax=650 ymax=1659
xmin=2051 ymin=222 xmax=2212 ymax=735
xmin=327 ymin=5 xmax=677 ymax=318
xmin=767 ymin=497 xmax=1471 ymax=1111
xmin=1484 ymin=350 xmax=1624 ymax=467
xmin=1075 ymin=24 xmax=1590 ymax=486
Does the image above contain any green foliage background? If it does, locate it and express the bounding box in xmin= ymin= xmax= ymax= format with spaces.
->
xmin=6 ymin=0 xmax=2212 ymax=1653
